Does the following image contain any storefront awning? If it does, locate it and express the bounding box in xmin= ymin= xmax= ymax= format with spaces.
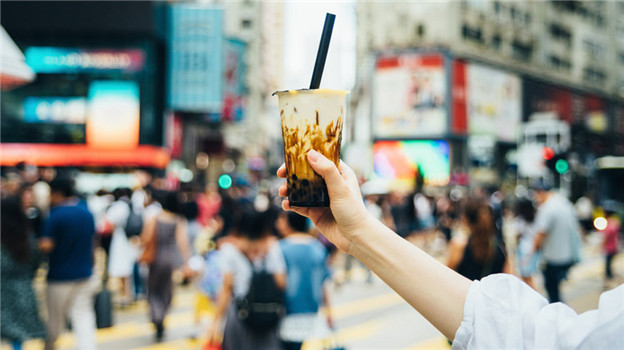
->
xmin=1 ymin=26 xmax=35 ymax=90
xmin=0 ymin=143 xmax=171 ymax=169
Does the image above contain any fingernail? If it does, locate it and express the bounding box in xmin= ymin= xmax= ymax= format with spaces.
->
xmin=308 ymin=149 xmax=320 ymax=162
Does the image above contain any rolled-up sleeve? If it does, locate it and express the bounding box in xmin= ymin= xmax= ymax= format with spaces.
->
xmin=452 ymin=274 xmax=624 ymax=349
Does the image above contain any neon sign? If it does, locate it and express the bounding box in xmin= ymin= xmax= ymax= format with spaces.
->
xmin=25 ymin=47 xmax=145 ymax=73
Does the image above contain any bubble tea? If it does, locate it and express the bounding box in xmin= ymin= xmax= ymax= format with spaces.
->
xmin=275 ymin=89 xmax=348 ymax=207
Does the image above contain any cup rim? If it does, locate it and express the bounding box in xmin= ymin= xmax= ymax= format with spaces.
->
xmin=272 ymin=88 xmax=349 ymax=96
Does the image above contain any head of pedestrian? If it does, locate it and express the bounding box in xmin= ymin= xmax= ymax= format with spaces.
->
xmin=161 ymin=190 xmax=181 ymax=214
xmin=235 ymin=207 xmax=273 ymax=261
xmin=276 ymin=211 xmax=309 ymax=237
xmin=49 ymin=177 xmax=75 ymax=206
xmin=530 ymin=180 xmax=552 ymax=205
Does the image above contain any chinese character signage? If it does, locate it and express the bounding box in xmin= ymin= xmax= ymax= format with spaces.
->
xmin=168 ymin=4 xmax=224 ymax=113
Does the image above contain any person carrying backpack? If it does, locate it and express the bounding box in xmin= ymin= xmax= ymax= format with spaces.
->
xmin=205 ymin=207 xmax=286 ymax=350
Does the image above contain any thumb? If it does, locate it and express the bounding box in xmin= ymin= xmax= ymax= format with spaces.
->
xmin=307 ymin=150 xmax=348 ymax=197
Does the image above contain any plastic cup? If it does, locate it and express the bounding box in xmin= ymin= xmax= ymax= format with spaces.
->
xmin=275 ymin=89 xmax=349 ymax=207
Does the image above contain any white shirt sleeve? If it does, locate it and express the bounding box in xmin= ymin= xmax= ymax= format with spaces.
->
xmin=265 ymin=241 xmax=286 ymax=274
xmin=452 ymin=274 xmax=624 ymax=349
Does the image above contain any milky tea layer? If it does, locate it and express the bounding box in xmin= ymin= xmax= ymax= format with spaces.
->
xmin=276 ymin=89 xmax=348 ymax=207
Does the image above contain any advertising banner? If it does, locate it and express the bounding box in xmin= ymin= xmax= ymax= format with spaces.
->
xmin=86 ymin=81 xmax=140 ymax=150
xmin=466 ymin=63 xmax=521 ymax=142
xmin=168 ymin=4 xmax=224 ymax=113
xmin=373 ymin=54 xmax=447 ymax=138
xmin=222 ymin=38 xmax=247 ymax=122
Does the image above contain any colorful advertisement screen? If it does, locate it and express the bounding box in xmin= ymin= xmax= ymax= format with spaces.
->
xmin=373 ymin=54 xmax=447 ymax=138
xmin=86 ymin=81 xmax=140 ymax=150
xmin=373 ymin=140 xmax=450 ymax=187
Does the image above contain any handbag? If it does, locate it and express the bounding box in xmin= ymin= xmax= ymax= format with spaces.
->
xmin=138 ymin=219 xmax=158 ymax=264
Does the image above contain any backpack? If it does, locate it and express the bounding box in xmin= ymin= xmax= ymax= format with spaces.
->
xmin=236 ymin=258 xmax=285 ymax=331
xmin=125 ymin=204 xmax=144 ymax=238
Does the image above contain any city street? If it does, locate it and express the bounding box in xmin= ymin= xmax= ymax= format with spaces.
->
xmin=5 ymin=232 xmax=621 ymax=350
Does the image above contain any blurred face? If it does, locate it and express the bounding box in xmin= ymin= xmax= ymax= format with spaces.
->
xmin=21 ymin=187 xmax=35 ymax=209
xmin=533 ymin=190 xmax=546 ymax=205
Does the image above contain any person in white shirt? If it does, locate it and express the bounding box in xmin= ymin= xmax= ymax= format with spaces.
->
xmin=276 ymin=150 xmax=623 ymax=349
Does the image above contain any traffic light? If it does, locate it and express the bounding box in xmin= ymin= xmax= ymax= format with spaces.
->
xmin=544 ymin=148 xmax=569 ymax=175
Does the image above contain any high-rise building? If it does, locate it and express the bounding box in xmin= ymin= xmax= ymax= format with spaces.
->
xmin=356 ymin=1 xmax=624 ymax=98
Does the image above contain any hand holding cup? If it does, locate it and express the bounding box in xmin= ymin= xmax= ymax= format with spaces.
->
xmin=278 ymin=150 xmax=371 ymax=254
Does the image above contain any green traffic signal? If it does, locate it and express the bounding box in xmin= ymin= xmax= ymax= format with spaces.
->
xmin=555 ymin=159 xmax=569 ymax=174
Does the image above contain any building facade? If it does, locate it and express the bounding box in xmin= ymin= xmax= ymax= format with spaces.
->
xmin=355 ymin=0 xmax=624 ymax=197
xmin=356 ymin=1 xmax=624 ymax=98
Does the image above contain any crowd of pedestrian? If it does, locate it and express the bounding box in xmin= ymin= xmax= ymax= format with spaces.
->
xmin=1 ymin=160 xmax=622 ymax=349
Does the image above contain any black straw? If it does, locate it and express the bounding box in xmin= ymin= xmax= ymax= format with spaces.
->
xmin=309 ymin=13 xmax=336 ymax=89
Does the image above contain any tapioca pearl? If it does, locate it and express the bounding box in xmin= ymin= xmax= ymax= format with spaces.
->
xmin=292 ymin=174 xmax=298 ymax=181
xmin=301 ymin=179 xmax=309 ymax=187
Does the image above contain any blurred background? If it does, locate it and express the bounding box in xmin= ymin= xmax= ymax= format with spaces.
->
xmin=1 ymin=1 xmax=624 ymax=349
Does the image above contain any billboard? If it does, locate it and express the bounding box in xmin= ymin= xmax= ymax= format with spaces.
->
xmin=373 ymin=54 xmax=447 ymax=138
xmin=168 ymin=4 xmax=224 ymax=113
xmin=466 ymin=64 xmax=521 ymax=142
xmin=222 ymin=38 xmax=247 ymax=122
xmin=86 ymin=81 xmax=140 ymax=150
xmin=373 ymin=140 xmax=450 ymax=187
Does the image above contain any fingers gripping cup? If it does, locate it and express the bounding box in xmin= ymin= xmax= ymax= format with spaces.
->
xmin=275 ymin=89 xmax=348 ymax=207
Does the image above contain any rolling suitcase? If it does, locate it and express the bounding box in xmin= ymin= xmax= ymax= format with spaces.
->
xmin=94 ymin=287 xmax=113 ymax=328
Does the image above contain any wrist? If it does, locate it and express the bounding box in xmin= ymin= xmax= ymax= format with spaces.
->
xmin=348 ymin=215 xmax=388 ymax=257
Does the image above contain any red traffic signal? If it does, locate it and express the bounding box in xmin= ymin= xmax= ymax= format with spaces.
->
xmin=542 ymin=147 xmax=555 ymax=160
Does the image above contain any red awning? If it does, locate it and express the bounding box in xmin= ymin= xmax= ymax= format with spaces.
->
xmin=0 ymin=143 xmax=171 ymax=169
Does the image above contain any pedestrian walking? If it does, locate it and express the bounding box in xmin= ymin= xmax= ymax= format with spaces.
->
xmin=532 ymin=182 xmax=582 ymax=303
xmin=276 ymin=211 xmax=333 ymax=350
xmin=447 ymin=197 xmax=509 ymax=281
xmin=206 ymin=207 xmax=286 ymax=350
xmin=1 ymin=194 xmax=47 ymax=350
xmin=106 ymin=188 xmax=136 ymax=306
xmin=514 ymin=198 xmax=539 ymax=288
xmin=39 ymin=178 xmax=99 ymax=350
xmin=140 ymin=191 xmax=192 ymax=341
xmin=600 ymin=201 xmax=621 ymax=283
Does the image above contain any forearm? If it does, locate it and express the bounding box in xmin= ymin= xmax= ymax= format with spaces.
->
xmin=350 ymin=217 xmax=472 ymax=340
xmin=212 ymin=287 xmax=231 ymax=323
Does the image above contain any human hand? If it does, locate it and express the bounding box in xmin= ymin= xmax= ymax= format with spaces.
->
xmin=205 ymin=319 xmax=222 ymax=346
xmin=277 ymin=150 xmax=371 ymax=254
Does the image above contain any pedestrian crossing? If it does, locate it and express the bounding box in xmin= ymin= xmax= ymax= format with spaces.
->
xmin=4 ymin=244 xmax=620 ymax=350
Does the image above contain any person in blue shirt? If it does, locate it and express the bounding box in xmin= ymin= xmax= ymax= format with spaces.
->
xmin=39 ymin=178 xmax=99 ymax=350
xmin=276 ymin=211 xmax=333 ymax=350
